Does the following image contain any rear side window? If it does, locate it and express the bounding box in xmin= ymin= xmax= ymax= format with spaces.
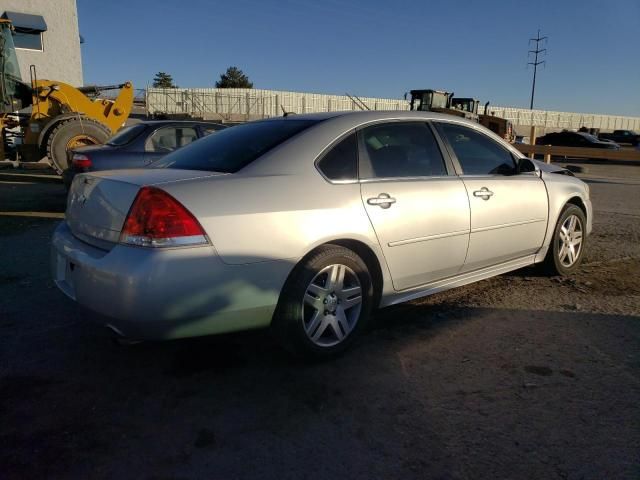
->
xmin=146 ymin=127 xmax=178 ymax=152
xmin=146 ymin=127 xmax=198 ymax=152
xmin=359 ymin=122 xmax=448 ymax=179
xmin=317 ymin=133 xmax=357 ymax=181
xmin=152 ymin=120 xmax=319 ymax=173
xmin=438 ymin=123 xmax=516 ymax=175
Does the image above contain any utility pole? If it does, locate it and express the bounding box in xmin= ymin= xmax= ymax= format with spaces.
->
xmin=528 ymin=29 xmax=547 ymax=110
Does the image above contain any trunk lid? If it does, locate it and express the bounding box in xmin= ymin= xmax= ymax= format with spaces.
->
xmin=66 ymin=169 xmax=226 ymax=249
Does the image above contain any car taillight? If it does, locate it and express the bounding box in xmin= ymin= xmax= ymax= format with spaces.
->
xmin=119 ymin=186 xmax=209 ymax=247
xmin=72 ymin=153 xmax=92 ymax=169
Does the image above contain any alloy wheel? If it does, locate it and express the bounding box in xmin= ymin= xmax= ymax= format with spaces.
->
xmin=558 ymin=214 xmax=584 ymax=267
xmin=302 ymin=264 xmax=362 ymax=347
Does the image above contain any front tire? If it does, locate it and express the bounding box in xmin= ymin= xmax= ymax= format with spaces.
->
xmin=542 ymin=204 xmax=586 ymax=276
xmin=273 ymin=245 xmax=374 ymax=359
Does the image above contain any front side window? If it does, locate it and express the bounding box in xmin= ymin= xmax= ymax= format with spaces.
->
xmin=438 ymin=123 xmax=516 ymax=175
xmin=359 ymin=122 xmax=447 ymax=179
xmin=317 ymin=133 xmax=358 ymax=181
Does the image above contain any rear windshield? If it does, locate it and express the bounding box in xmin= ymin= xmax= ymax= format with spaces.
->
xmin=151 ymin=119 xmax=319 ymax=173
xmin=107 ymin=124 xmax=146 ymax=146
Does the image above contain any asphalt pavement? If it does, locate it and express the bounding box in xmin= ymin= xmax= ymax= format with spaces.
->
xmin=0 ymin=167 xmax=638 ymax=479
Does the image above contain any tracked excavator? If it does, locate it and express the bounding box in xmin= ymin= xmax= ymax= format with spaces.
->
xmin=0 ymin=18 xmax=133 ymax=172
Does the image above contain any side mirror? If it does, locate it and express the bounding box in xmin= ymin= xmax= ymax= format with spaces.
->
xmin=517 ymin=157 xmax=537 ymax=174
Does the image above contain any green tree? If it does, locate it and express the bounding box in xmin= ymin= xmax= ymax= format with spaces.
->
xmin=152 ymin=72 xmax=175 ymax=88
xmin=215 ymin=66 xmax=253 ymax=88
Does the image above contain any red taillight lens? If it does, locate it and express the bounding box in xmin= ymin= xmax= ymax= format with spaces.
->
xmin=120 ymin=187 xmax=208 ymax=247
xmin=72 ymin=153 xmax=92 ymax=169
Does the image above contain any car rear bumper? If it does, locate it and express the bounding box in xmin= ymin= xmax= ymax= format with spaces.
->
xmin=62 ymin=169 xmax=77 ymax=190
xmin=51 ymin=222 xmax=290 ymax=340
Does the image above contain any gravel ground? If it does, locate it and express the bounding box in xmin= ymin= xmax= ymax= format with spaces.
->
xmin=0 ymin=169 xmax=638 ymax=480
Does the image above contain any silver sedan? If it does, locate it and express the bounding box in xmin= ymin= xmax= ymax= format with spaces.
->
xmin=51 ymin=111 xmax=592 ymax=357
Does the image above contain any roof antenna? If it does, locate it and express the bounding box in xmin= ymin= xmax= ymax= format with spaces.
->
xmin=280 ymin=105 xmax=295 ymax=117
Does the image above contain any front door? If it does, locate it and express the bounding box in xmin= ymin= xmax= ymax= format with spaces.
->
xmin=358 ymin=121 xmax=470 ymax=291
xmin=435 ymin=122 xmax=548 ymax=272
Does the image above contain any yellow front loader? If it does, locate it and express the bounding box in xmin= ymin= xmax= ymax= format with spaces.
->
xmin=0 ymin=18 xmax=133 ymax=172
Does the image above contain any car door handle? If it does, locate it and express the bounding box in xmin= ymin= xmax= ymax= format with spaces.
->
xmin=367 ymin=193 xmax=396 ymax=209
xmin=473 ymin=187 xmax=494 ymax=200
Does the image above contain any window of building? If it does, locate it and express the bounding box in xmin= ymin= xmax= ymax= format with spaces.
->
xmin=2 ymin=11 xmax=48 ymax=51
xmin=13 ymin=31 xmax=43 ymax=51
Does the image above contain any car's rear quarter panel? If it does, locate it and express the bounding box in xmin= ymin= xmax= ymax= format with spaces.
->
xmin=161 ymin=174 xmax=383 ymax=266
xmin=52 ymin=222 xmax=289 ymax=339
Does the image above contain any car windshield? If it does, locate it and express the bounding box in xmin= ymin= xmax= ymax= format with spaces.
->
xmin=151 ymin=119 xmax=319 ymax=173
xmin=107 ymin=124 xmax=146 ymax=146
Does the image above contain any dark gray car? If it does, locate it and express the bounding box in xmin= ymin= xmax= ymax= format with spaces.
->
xmin=63 ymin=120 xmax=227 ymax=188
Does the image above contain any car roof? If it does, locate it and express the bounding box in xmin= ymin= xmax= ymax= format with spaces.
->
xmin=262 ymin=110 xmax=483 ymax=127
xmin=131 ymin=120 xmax=226 ymax=126
xmin=237 ymin=109 xmax=526 ymax=178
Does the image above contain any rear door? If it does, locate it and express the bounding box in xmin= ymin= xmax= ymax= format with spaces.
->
xmin=358 ymin=121 xmax=470 ymax=290
xmin=435 ymin=121 xmax=548 ymax=272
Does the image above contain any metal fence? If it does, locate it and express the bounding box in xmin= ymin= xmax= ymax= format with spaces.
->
xmin=146 ymin=88 xmax=409 ymax=120
xmin=478 ymin=105 xmax=640 ymax=131
xmin=146 ymin=87 xmax=640 ymax=131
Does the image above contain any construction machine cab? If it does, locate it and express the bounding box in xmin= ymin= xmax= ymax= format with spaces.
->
xmin=0 ymin=19 xmax=32 ymax=114
xmin=409 ymin=89 xmax=452 ymax=111
xmin=450 ymin=97 xmax=479 ymax=115
xmin=409 ymin=89 xmax=479 ymax=121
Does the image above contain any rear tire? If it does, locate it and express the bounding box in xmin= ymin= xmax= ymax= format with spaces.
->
xmin=541 ymin=204 xmax=586 ymax=276
xmin=272 ymin=244 xmax=374 ymax=359
xmin=46 ymin=118 xmax=111 ymax=173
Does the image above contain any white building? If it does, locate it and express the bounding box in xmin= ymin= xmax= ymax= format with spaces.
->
xmin=1 ymin=0 xmax=82 ymax=86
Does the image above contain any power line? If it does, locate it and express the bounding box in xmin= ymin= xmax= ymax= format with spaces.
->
xmin=528 ymin=29 xmax=547 ymax=110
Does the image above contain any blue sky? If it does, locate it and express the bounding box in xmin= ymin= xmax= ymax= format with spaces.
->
xmin=78 ymin=0 xmax=640 ymax=116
